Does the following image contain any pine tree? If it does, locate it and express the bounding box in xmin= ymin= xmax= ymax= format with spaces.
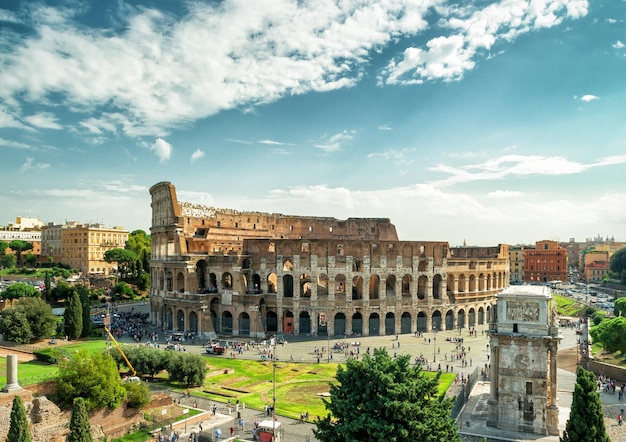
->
xmin=63 ymin=290 xmax=83 ymax=340
xmin=561 ymin=366 xmax=609 ymax=442
xmin=67 ymin=397 xmax=93 ymax=442
xmin=7 ymin=395 xmax=31 ymax=442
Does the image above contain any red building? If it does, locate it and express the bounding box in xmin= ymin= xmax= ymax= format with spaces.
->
xmin=523 ymin=240 xmax=568 ymax=284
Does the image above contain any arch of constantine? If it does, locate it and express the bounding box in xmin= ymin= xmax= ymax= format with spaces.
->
xmin=149 ymin=182 xmax=510 ymax=338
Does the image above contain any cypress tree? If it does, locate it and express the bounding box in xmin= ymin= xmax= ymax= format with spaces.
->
xmin=63 ymin=290 xmax=83 ymax=340
xmin=7 ymin=395 xmax=31 ymax=442
xmin=67 ymin=397 xmax=92 ymax=442
xmin=561 ymin=366 xmax=609 ymax=442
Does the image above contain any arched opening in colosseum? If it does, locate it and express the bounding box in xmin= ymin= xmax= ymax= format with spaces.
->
xmin=385 ymin=275 xmax=396 ymax=296
xmin=266 ymin=311 xmax=278 ymax=333
xmin=352 ymin=260 xmax=363 ymax=272
xmin=418 ymin=260 xmax=427 ymax=272
xmin=352 ymin=313 xmax=363 ymax=335
xmin=317 ymin=274 xmax=329 ymax=297
xmin=318 ymin=313 xmax=328 ymax=336
xmin=468 ymin=308 xmax=476 ymax=327
xmin=283 ymin=311 xmax=294 ymax=334
xmin=478 ymin=273 xmax=485 ymax=291
xmin=369 ymin=313 xmax=380 ymax=336
xmin=299 ymin=312 xmax=311 ymax=334
xmin=239 ymin=312 xmax=250 ymax=335
xmin=222 ymin=311 xmax=233 ymax=334
xmin=401 ymin=312 xmax=411 ymax=334
xmin=457 ymin=309 xmax=466 ymax=329
xmin=352 ymin=276 xmax=363 ymax=300
xmin=432 ymin=311 xmax=442 ymax=331
xmin=385 ymin=312 xmax=395 ymax=335
xmin=222 ymin=272 xmax=233 ymax=289
xmin=283 ymin=275 xmax=294 ymax=297
xmin=196 ymin=260 xmax=208 ymax=291
xmin=469 ymin=275 xmax=476 ymax=292
xmin=251 ymin=274 xmax=261 ymax=293
xmin=433 ymin=274 xmax=442 ymax=299
xmin=176 ymin=310 xmax=185 ymax=331
xmin=445 ymin=310 xmax=455 ymax=330
xmin=283 ymin=259 xmax=294 ymax=271
xmin=417 ymin=312 xmax=427 ymax=332
xmin=478 ymin=307 xmax=485 ymax=324
xmin=417 ymin=275 xmax=427 ymax=299
xmin=458 ymin=274 xmax=466 ymax=292
xmin=267 ymin=273 xmax=277 ymax=293
xmin=401 ymin=275 xmax=411 ymax=296
xmin=176 ymin=272 xmax=185 ymax=292
xmin=334 ymin=313 xmax=346 ymax=336
xmin=300 ymin=274 xmax=312 ymax=297
xmin=210 ymin=298 xmax=220 ymax=332
xmin=209 ymin=273 xmax=217 ymax=291
xmin=166 ymin=308 xmax=173 ymax=330
xmin=189 ymin=311 xmax=198 ymax=333
xmin=242 ymin=258 xmax=251 ymax=269
xmin=369 ymin=275 xmax=379 ymax=299
xmin=335 ymin=274 xmax=346 ymax=295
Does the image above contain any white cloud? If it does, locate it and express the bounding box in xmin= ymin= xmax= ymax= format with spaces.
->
xmin=613 ymin=40 xmax=625 ymax=49
xmin=315 ymin=130 xmax=355 ymax=153
xmin=149 ymin=138 xmax=172 ymax=163
xmin=429 ymin=154 xmax=626 ymax=187
xmin=24 ymin=112 xmax=62 ymax=130
xmin=580 ymin=94 xmax=599 ymax=102
xmin=381 ymin=0 xmax=589 ymax=84
xmin=20 ymin=157 xmax=50 ymax=172
xmin=190 ymin=149 xmax=205 ymax=163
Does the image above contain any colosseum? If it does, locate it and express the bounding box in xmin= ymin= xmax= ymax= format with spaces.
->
xmin=149 ymin=182 xmax=509 ymax=338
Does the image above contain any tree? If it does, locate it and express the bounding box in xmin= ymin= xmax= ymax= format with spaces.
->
xmin=561 ymin=366 xmax=609 ymax=442
xmin=104 ymin=248 xmax=137 ymax=280
xmin=0 ymin=308 xmax=32 ymax=343
xmin=7 ymin=395 xmax=31 ymax=442
xmin=63 ymin=290 xmax=83 ymax=340
xmin=8 ymin=239 xmax=34 ymax=267
xmin=167 ymin=352 xmax=208 ymax=387
xmin=125 ymin=230 xmax=151 ymax=276
xmin=76 ymin=284 xmax=92 ymax=338
xmin=314 ymin=349 xmax=460 ymax=442
xmin=67 ymin=397 xmax=93 ymax=442
xmin=1 ymin=253 xmax=17 ymax=269
xmin=610 ymin=247 xmax=626 ymax=284
xmin=1 ymin=282 xmax=39 ymax=299
xmin=14 ymin=297 xmax=57 ymax=339
xmin=590 ymin=316 xmax=626 ymax=353
xmin=57 ymin=349 xmax=127 ymax=412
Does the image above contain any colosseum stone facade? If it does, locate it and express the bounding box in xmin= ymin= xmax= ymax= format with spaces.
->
xmin=149 ymin=182 xmax=509 ymax=338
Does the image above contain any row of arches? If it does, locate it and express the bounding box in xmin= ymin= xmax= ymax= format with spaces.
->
xmin=164 ymin=305 xmax=492 ymax=337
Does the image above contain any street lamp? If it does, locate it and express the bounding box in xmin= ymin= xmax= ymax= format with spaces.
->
xmin=433 ymin=326 xmax=437 ymax=363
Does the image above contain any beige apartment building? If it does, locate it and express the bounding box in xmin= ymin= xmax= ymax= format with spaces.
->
xmin=41 ymin=222 xmax=129 ymax=276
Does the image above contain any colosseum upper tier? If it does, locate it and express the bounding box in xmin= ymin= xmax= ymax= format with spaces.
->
xmin=149 ymin=181 xmax=509 ymax=338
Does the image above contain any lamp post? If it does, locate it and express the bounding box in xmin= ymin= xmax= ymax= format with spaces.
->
xmin=433 ymin=326 xmax=437 ymax=363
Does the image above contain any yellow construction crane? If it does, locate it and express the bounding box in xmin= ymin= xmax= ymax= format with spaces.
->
xmin=104 ymin=314 xmax=140 ymax=383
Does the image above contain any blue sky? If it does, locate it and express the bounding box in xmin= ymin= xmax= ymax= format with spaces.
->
xmin=1 ymin=0 xmax=625 ymax=246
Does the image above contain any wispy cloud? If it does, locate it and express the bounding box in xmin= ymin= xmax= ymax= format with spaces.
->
xmin=429 ymin=154 xmax=626 ymax=187
xmin=20 ymin=157 xmax=50 ymax=172
xmin=315 ymin=131 xmax=355 ymax=153
xmin=24 ymin=112 xmax=62 ymax=130
xmin=190 ymin=149 xmax=205 ymax=163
